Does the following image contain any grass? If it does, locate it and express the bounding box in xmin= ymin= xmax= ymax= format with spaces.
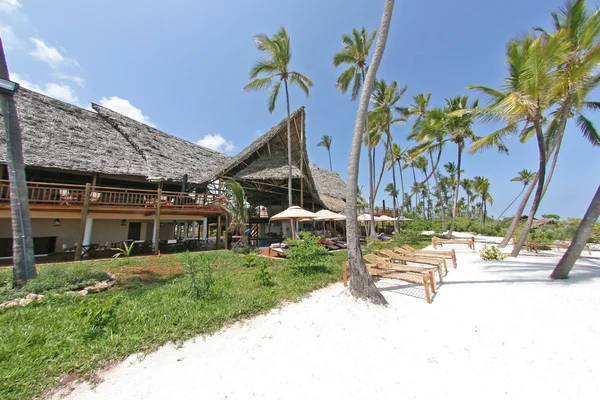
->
xmin=0 ymin=250 xmax=347 ymax=400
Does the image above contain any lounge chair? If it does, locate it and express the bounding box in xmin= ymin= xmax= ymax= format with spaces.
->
xmin=432 ymin=236 xmax=474 ymax=250
xmin=269 ymin=243 xmax=289 ymax=257
xmin=396 ymin=245 xmax=457 ymax=269
xmin=364 ymin=254 xmax=438 ymax=297
xmin=342 ymin=258 xmax=434 ymax=304
xmin=554 ymin=241 xmax=592 ymax=255
xmin=379 ymin=249 xmax=445 ymax=281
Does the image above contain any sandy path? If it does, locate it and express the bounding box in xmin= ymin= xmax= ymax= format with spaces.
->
xmin=54 ymin=243 xmax=600 ymax=400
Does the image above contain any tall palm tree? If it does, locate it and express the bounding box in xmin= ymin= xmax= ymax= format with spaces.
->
xmin=400 ymin=92 xmax=431 ymax=128
xmin=474 ymin=176 xmax=493 ymax=225
xmin=344 ymin=0 xmax=394 ymax=305
xmin=497 ymin=169 xmax=535 ymax=220
xmin=384 ymin=182 xmax=399 ymax=224
xmin=224 ymin=180 xmax=250 ymax=244
xmin=551 ymin=184 xmax=600 ymax=279
xmin=388 ymin=143 xmax=407 ymax=217
xmin=444 ymin=95 xmax=480 ymax=237
xmin=460 ymin=178 xmax=474 ymax=219
xmin=244 ymin=26 xmax=313 ymax=208
xmin=333 ymin=27 xmax=377 ymax=100
xmin=0 ymin=37 xmax=36 ymax=286
xmin=317 ymin=134 xmax=333 ymax=170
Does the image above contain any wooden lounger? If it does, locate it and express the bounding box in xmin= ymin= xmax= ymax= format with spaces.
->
xmin=378 ymin=249 xmax=446 ymax=281
xmin=397 ymin=245 xmax=457 ymax=269
xmin=554 ymin=242 xmax=592 ymax=255
xmin=343 ymin=260 xmax=434 ymax=304
xmin=365 ymin=253 xmax=438 ymax=296
xmin=432 ymin=236 xmax=474 ymax=250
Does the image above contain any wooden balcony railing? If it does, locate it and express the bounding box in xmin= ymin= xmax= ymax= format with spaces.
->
xmin=0 ymin=180 xmax=225 ymax=210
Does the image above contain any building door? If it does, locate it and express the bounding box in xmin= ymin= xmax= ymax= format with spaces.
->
xmin=128 ymin=222 xmax=142 ymax=240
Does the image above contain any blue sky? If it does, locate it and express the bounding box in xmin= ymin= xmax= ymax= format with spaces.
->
xmin=0 ymin=0 xmax=598 ymax=218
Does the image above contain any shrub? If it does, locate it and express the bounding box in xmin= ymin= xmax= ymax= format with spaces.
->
xmin=179 ymin=252 xmax=214 ymax=299
xmin=242 ymin=254 xmax=257 ymax=268
xmin=479 ymin=244 xmax=507 ymax=261
xmin=254 ymin=259 xmax=274 ymax=286
xmin=285 ymin=232 xmax=329 ymax=273
xmin=73 ymin=295 xmax=122 ymax=333
xmin=231 ymin=245 xmax=258 ymax=254
xmin=111 ymin=241 xmax=134 ymax=264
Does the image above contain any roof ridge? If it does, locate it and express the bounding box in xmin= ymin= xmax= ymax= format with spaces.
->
xmin=92 ymin=103 xmax=148 ymax=162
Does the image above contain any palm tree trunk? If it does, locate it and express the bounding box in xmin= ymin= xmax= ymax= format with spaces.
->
xmin=448 ymin=143 xmax=462 ymax=236
xmin=397 ymin=159 xmax=405 ymax=216
xmin=512 ymin=122 xmax=547 ymax=257
xmin=499 ymin=174 xmax=537 ymax=247
xmin=498 ymin=185 xmax=526 ymax=220
xmin=367 ymin=143 xmax=376 ymax=238
xmin=391 ymin=163 xmax=398 ymax=232
xmin=284 ymin=79 xmax=293 ymax=208
xmin=345 ymin=0 xmax=394 ymax=305
xmin=411 ymin=165 xmax=418 ymax=219
xmin=429 ymin=150 xmax=444 ymax=230
xmin=0 ymin=40 xmax=37 ymax=286
xmin=550 ymin=184 xmax=600 ymax=279
xmin=328 ymin=148 xmax=332 ymax=171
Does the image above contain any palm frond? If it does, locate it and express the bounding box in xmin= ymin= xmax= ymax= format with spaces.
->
xmin=469 ymin=124 xmax=517 ymax=154
xmin=289 ymin=72 xmax=313 ymax=97
xmin=244 ymin=76 xmax=273 ymax=92
xmin=576 ymin=113 xmax=600 ymax=146
xmin=267 ymin=80 xmax=281 ymax=113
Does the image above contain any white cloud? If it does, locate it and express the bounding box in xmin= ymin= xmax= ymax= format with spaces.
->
xmin=98 ymin=96 xmax=154 ymax=126
xmin=52 ymin=72 xmax=84 ymax=87
xmin=29 ymin=38 xmax=79 ymax=69
xmin=11 ymin=73 xmax=79 ymax=104
xmin=197 ymin=133 xmax=235 ymax=153
xmin=0 ymin=0 xmax=21 ymax=14
xmin=255 ymin=129 xmax=262 ymax=137
xmin=0 ymin=25 xmax=19 ymax=49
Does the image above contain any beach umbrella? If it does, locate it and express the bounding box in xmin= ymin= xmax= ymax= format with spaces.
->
xmin=270 ymin=206 xmax=318 ymax=238
xmin=357 ymin=213 xmax=372 ymax=222
xmin=397 ymin=216 xmax=412 ymax=222
xmin=377 ymin=215 xmax=396 ymax=222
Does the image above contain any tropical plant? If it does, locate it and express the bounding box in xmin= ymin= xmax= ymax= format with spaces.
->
xmin=0 ymin=37 xmax=36 ymax=286
xmin=111 ymin=241 xmax=134 ymax=264
xmin=285 ymin=232 xmax=329 ymax=273
xmin=542 ymin=214 xmax=561 ymax=220
xmin=180 ymin=252 xmax=214 ymax=299
xmin=224 ymin=180 xmax=250 ymax=244
xmin=344 ymin=0 xmax=394 ymax=305
xmin=317 ymin=134 xmax=333 ymax=170
xmin=244 ymin=26 xmax=313 ymax=208
xmin=460 ymin=178 xmax=474 ymax=218
xmin=333 ymin=26 xmax=377 ymax=100
xmin=473 ymin=176 xmax=493 ymax=225
xmin=384 ymin=182 xmax=399 ymax=227
xmin=388 ymin=143 xmax=407 ymax=218
xmin=479 ymin=244 xmax=508 ymax=260
xmin=551 ymin=184 xmax=600 ymax=278
xmin=497 ymin=169 xmax=535 ymax=220
xmin=254 ymin=259 xmax=274 ymax=286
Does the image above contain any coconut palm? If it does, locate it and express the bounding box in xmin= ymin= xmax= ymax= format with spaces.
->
xmin=551 ymin=184 xmax=600 ymax=279
xmin=460 ymin=178 xmax=474 ymax=219
xmin=388 ymin=143 xmax=407 ymax=217
xmin=473 ymin=176 xmax=493 ymax=225
xmin=317 ymin=134 xmax=333 ymax=170
xmin=224 ymin=180 xmax=250 ymax=244
xmin=0 ymin=37 xmax=36 ymax=286
xmin=333 ymin=27 xmax=377 ymax=100
xmin=344 ymin=0 xmax=395 ymax=305
xmin=400 ymin=92 xmax=432 ymax=128
xmin=497 ymin=169 xmax=535 ymax=220
xmin=244 ymin=26 xmax=313 ymax=208
xmin=384 ymin=183 xmax=399 ymax=224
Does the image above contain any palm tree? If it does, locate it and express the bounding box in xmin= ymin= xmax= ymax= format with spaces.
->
xmin=444 ymin=96 xmax=480 ymax=237
xmin=400 ymin=92 xmax=431 ymax=128
xmin=357 ymin=185 xmax=368 ymax=213
xmin=317 ymin=134 xmax=333 ymax=170
xmin=497 ymin=169 xmax=535 ymax=220
xmin=388 ymin=143 xmax=407 ymax=215
xmin=551 ymin=184 xmax=600 ymax=279
xmin=460 ymin=178 xmax=474 ymax=219
xmin=0 ymin=37 xmax=36 ymax=286
xmin=224 ymin=180 xmax=250 ymax=244
xmin=244 ymin=27 xmax=313 ymax=208
xmin=344 ymin=0 xmax=395 ymax=305
xmin=384 ymin=182 xmax=399 ymax=224
xmin=333 ymin=27 xmax=377 ymax=100
xmin=474 ymin=176 xmax=493 ymax=225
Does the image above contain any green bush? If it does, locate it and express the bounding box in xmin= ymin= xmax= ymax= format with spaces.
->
xmin=73 ymin=295 xmax=122 ymax=333
xmin=231 ymin=245 xmax=258 ymax=254
xmin=479 ymin=244 xmax=507 ymax=260
xmin=242 ymin=254 xmax=257 ymax=268
xmin=285 ymin=232 xmax=329 ymax=273
xmin=254 ymin=259 xmax=274 ymax=286
xmin=179 ymin=252 xmax=214 ymax=300
xmin=0 ymin=265 xmax=110 ymax=303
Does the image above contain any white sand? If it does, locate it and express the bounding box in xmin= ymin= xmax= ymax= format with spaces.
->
xmin=54 ymin=241 xmax=600 ymax=400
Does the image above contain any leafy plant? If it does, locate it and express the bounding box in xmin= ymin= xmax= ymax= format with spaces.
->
xmin=111 ymin=241 xmax=134 ymax=264
xmin=231 ymin=245 xmax=258 ymax=254
xmin=242 ymin=254 xmax=256 ymax=268
xmin=285 ymin=232 xmax=329 ymax=273
xmin=542 ymin=214 xmax=561 ymax=220
xmin=479 ymin=244 xmax=507 ymax=261
xmin=254 ymin=259 xmax=274 ymax=286
xmin=180 ymin=252 xmax=214 ymax=300
xmin=74 ymin=295 xmax=122 ymax=334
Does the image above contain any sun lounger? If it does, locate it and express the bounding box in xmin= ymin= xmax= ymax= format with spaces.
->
xmin=269 ymin=243 xmax=289 ymax=257
xmin=365 ymin=254 xmax=438 ymax=298
xmin=554 ymin=241 xmax=592 ymax=255
xmin=396 ymin=245 xmax=457 ymax=269
xmin=378 ymin=249 xmax=446 ymax=281
xmin=432 ymin=236 xmax=474 ymax=250
xmin=342 ymin=258 xmax=434 ymax=304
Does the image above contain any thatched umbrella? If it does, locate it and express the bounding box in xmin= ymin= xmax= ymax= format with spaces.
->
xmin=313 ymin=210 xmax=346 ymax=237
xmin=270 ymin=206 xmax=318 ymax=239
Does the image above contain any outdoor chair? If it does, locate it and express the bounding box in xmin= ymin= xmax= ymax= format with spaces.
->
xmin=58 ymin=189 xmax=78 ymax=205
xmin=432 ymin=236 xmax=474 ymax=250
xmin=365 ymin=253 xmax=439 ymax=292
xmin=396 ymin=245 xmax=457 ymax=269
xmin=62 ymin=243 xmax=75 ymax=260
xmin=98 ymin=241 xmax=110 ymax=257
xmin=89 ymin=191 xmax=101 ymax=202
xmin=379 ymin=249 xmax=446 ymax=281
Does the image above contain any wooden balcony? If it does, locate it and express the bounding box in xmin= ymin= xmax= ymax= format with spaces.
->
xmin=0 ymin=180 xmax=226 ymax=216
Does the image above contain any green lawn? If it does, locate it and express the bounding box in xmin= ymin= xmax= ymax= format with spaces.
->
xmin=0 ymin=250 xmax=347 ymax=400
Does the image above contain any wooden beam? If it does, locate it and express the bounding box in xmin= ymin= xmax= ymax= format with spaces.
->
xmin=74 ymin=183 xmax=91 ymax=261
xmin=91 ymin=173 xmax=98 ymax=188
xmin=216 ymin=178 xmax=222 ymax=250
xmin=154 ymin=187 xmax=162 ymax=255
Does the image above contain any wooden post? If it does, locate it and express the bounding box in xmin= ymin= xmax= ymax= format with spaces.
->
xmin=0 ymin=163 xmax=5 ymax=180
xmin=300 ymin=112 xmax=304 ymax=209
xmin=224 ymin=215 xmax=229 ymax=250
xmin=154 ymin=187 xmax=162 ymax=255
xmin=91 ymin=173 xmax=98 ymax=188
xmin=74 ymin=183 xmax=91 ymax=261
xmin=216 ymin=178 xmax=222 ymax=250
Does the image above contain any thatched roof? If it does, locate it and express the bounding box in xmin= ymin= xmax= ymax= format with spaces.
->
xmin=0 ymin=88 xmax=230 ymax=184
xmin=92 ymin=104 xmax=230 ymax=184
xmin=309 ymin=163 xmax=347 ymax=212
xmin=0 ymin=87 xmax=148 ymax=177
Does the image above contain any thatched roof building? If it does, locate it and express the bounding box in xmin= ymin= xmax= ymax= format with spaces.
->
xmin=0 ymin=88 xmax=348 ymax=211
